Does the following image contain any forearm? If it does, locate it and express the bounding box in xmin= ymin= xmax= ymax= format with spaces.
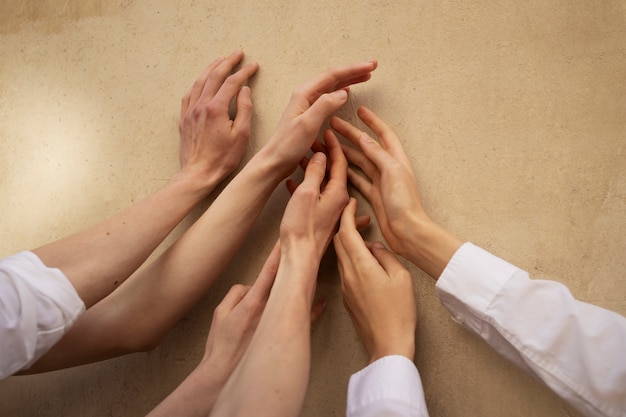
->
xmin=112 ymin=153 xmax=285 ymax=337
xmin=211 ymin=248 xmax=318 ymax=417
xmin=147 ymin=359 xmax=229 ymax=417
xmin=25 ymin=155 xmax=286 ymax=372
xmin=33 ymin=170 xmax=216 ymax=307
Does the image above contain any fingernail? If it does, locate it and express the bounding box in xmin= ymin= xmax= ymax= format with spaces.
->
xmin=311 ymin=152 xmax=326 ymax=164
xmin=373 ymin=241 xmax=385 ymax=250
xmin=360 ymin=133 xmax=373 ymax=144
xmin=335 ymin=89 xmax=348 ymax=100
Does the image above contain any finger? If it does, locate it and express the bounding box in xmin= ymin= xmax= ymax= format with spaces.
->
xmin=357 ymin=107 xmax=412 ymax=167
xmin=301 ymin=89 xmax=349 ymax=132
xmin=358 ymin=133 xmax=397 ymax=172
xmin=333 ymin=233 xmax=350 ymax=287
xmin=245 ymin=240 xmax=281 ymax=302
xmin=298 ymin=155 xmax=311 ymax=172
xmin=347 ymin=168 xmax=373 ymax=201
xmin=355 ymin=215 xmax=371 ymax=229
xmin=299 ymin=60 xmax=377 ymax=104
xmin=337 ymin=199 xmax=378 ymax=263
xmin=311 ymin=139 xmax=327 ymax=155
xmin=197 ymin=50 xmax=246 ymax=102
xmin=322 ymin=130 xmax=348 ymax=194
xmin=183 ymin=55 xmax=226 ymax=116
xmin=217 ymin=284 xmax=251 ymax=313
xmin=330 ymin=116 xmax=363 ymax=148
xmin=211 ymin=62 xmax=259 ymax=111
xmin=366 ymin=241 xmax=410 ymax=277
xmin=285 ymin=179 xmax=299 ymax=195
xmin=310 ymin=299 xmax=327 ymax=324
xmin=299 ymin=152 xmax=327 ymax=191
xmin=232 ymin=85 xmax=253 ymax=136
xmin=341 ymin=142 xmax=377 ymax=180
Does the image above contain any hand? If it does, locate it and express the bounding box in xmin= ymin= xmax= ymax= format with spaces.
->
xmin=334 ymin=198 xmax=417 ymax=364
xmin=201 ymin=241 xmax=280 ymax=374
xmin=280 ymin=129 xmax=349 ymax=261
xmin=330 ymin=106 xmax=427 ymax=260
xmin=260 ymin=61 xmax=377 ymax=179
xmin=332 ymin=107 xmax=463 ymax=278
xmin=178 ymin=51 xmax=259 ymax=191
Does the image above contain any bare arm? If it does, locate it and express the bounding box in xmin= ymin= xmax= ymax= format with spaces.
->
xmin=32 ymin=51 xmax=258 ymax=307
xmin=211 ymin=130 xmax=349 ymax=417
xmin=25 ymin=60 xmax=378 ymax=373
xmin=147 ymin=243 xmax=280 ymax=417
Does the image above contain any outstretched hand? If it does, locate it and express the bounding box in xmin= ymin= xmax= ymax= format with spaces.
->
xmin=201 ymin=240 xmax=280 ymax=375
xmin=331 ymin=107 xmax=426 ymax=260
xmin=178 ymin=51 xmax=259 ymax=191
xmin=331 ymin=107 xmax=462 ymax=278
xmin=334 ymin=198 xmax=417 ymax=364
xmin=261 ymin=61 xmax=378 ymax=180
xmin=280 ymin=129 xmax=350 ymax=261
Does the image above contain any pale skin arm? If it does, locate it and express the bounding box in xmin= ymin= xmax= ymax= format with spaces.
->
xmin=147 ymin=242 xmax=280 ymax=417
xmin=334 ymin=198 xmax=417 ymax=363
xmin=32 ymin=51 xmax=258 ymax=308
xmin=210 ymin=131 xmax=350 ymax=417
xmin=148 ymin=242 xmax=326 ymax=417
xmin=25 ymin=60 xmax=378 ymax=373
xmin=330 ymin=107 xmax=462 ymax=279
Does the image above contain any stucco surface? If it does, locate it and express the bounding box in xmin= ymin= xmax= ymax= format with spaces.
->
xmin=0 ymin=1 xmax=625 ymax=416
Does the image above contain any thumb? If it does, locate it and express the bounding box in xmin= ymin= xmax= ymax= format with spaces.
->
xmin=303 ymin=89 xmax=349 ymax=133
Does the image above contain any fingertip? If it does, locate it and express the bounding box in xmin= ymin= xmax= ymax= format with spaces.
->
xmin=360 ymin=133 xmax=374 ymax=144
xmin=334 ymin=89 xmax=348 ymax=100
xmin=372 ymin=241 xmax=386 ymax=250
xmin=310 ymin=152 xmax=327 ymax=165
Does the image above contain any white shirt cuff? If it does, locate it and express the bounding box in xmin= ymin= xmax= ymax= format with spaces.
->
xmin=347 ymin=355 xmax=430 ymax=417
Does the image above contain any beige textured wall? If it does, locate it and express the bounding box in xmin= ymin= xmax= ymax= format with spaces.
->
xmin=1 ymin=1 xmax=625 ymax=416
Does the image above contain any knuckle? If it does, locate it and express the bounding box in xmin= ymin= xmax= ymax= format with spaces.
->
xmin=190 ymin=104 xmax=204 ymax=118
xmin=205 ymin=101 xmax=221 ymax=117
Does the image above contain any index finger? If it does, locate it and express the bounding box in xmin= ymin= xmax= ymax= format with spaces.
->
xmin=321 ymin=130 xmax=348 ymax=196
xmin=299 ymin=60 xmax=377 ymax=106
xmin=357 ymin=106 xmax=412 ymax=167
xmin=336 ymin=199 xmax=373 ymax=258
xmin=197 ymin=50 xmax=246 ymax=101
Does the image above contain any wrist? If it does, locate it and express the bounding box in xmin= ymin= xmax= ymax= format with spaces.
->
xmin=369 ymin=338 xmax=416 ymax=364
xmin=253 ymin=144 xmax=298 ymax=181
xmin=170 ymin=168 xmax=221 ymax=201
xmin=404 ymin=217 xmax=463 ymax=280
xmin=272 ymin=243 xmax=320 ymax=297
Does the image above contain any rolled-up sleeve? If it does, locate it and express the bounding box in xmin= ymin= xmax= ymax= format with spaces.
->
xmin=0 ymin=251 xmax=85 ymax=379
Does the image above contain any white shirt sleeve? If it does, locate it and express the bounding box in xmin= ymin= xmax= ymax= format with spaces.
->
xmin=436 ymin=242 xmax=626 ymax=417
xmin=346 ymin=355 xmax=430 ymax=417
xmin=0 ymin=251 xmax=85 ymax=379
